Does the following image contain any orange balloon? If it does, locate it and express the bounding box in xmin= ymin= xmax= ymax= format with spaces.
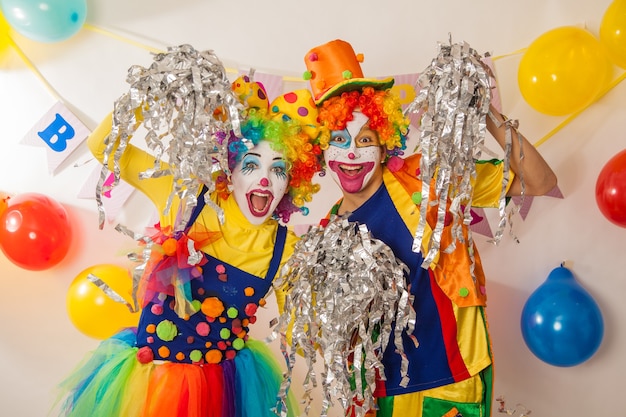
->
xmin=600 ymin=0 xmax=626 ymax=69
xmin=518 ymin=26 xmax=613 ymax=116
xmin=0 ymin=192 xmax=10 ymax=217
xmin=67 ymin=264 xmax=141 ymax=339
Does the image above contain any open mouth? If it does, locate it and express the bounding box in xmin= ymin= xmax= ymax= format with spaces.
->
xmin=339 ymin=163 xmax=363 ymax=177
xmin=328 ymin=160 xmax=375 ymax=193
xmin=247 ymin=190 xmax=273 ymax=217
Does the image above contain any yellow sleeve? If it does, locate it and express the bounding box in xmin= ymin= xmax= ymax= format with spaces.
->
xmin=471 ymin=159 xmax=515 ymax=208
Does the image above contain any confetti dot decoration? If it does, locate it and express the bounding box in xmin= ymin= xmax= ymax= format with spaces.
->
xmin=244 ymin=303 xmax=258 ymax=316
xmin=205 ymin=350 xmax=222 ymax=364
xmin=156 ymin=320 xmax=178 ymax=342
xmin=201 ymin=297 xmax=225 ymax=318
xmin=232 ymin=338 xmax=245 ymax=350
xmin=227 ymin=307 xmax=239 ymax=318
xmin=196 ymin=322 xmax=210 ymax=337
xmin=190 ymin=350 xmax=203 ymax=363
xmin=158 ymin=346 xmax=171 ymax=358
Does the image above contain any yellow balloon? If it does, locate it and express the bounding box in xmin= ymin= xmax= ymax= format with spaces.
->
xmin=0 ymin=10 xmax=11 ymax=58
xmin=67 ymin=264 xmax=141 ymax=340
xmin=600 ymin=0 xmax=626 ymax=69
xmin=518 ymin=26 xmax=613 ymax=116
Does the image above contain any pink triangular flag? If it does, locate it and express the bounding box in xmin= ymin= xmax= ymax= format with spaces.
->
xmin=545 ymin=185 xmax=564 ymax=199
xmin=20 ymin=101 xmax=90 ymax=175
xmin=510 ymin=196 xmax=534 ymax=220
xmin=468 ymin=207 xmax=494 ymax=238
xmin=78 ymin=164 xmax=135 ymax=223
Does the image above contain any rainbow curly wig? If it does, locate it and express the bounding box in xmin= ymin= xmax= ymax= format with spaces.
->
xmin=226 ymin=108 xmax=322 ymax=223
xmin=317 ymin=87 xmax=410 ymax=160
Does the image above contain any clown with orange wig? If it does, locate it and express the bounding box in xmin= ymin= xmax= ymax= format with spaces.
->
xmin=274 ymin=39 xmax=557 ymax=417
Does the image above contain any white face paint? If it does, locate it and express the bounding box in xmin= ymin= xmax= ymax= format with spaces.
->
xmin=324 ymin=112 xmax=383 ymax=194
xmin=231 ymin=141 xmax=289 ymax=225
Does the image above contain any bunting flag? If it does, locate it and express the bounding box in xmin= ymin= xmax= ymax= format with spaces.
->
xmin=511 ymin=186 xmax=563 ymax=220
xmin=545 ymin=185 xmax=564 ymax=199
xmin=237 ymin=69 xmax=284 ymax=102
xmin=77 ymin=163 xmax=135 ymax=224
xmin=388 ymin=72 xmax=421 ymax=129
xmin=469 ymin=207 xmax=494 ymax=238
xmin=20 ymin=101 xmax=90 ymax=174
xmin=13 ymin=54 xmax=559 ymax=233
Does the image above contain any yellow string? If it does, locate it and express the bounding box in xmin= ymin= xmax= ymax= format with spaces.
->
xmin=6 ymin=32 xmax=65 ymax=103
xmin=83 ymin=23 xmax=165 ymax=55
xmin=492 ymin=48 xmax=527 ymax=61
xmin=533 ymin=71 xmax=626 ymax=147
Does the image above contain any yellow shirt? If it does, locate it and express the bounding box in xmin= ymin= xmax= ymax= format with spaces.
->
xmin=87 ymin=113 xmax=297 ymax=309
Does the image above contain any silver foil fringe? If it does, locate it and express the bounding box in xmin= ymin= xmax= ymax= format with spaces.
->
xmin=96 ymin=44 xmax=243 ymax=232
xmin=270 ymin=215 xmax=416 ymax=417
xmin=404 ymin=39 xmax=518 ymax=271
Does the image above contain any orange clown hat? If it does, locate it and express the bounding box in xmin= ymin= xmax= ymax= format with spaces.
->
xmin=303 ymin=39 xmax=395 ymax=104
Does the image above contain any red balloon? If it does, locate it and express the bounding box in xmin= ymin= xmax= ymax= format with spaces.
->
xmin=596 ymin=149 xmax=626 ymax=228
xmin=0 ymin=193 xmax=72 ymax=270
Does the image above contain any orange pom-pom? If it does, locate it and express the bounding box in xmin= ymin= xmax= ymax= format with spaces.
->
xmin=162 ymin=238 xmax=178 ymax=256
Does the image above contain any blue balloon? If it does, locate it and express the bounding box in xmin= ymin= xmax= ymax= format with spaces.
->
xmin=0 ymin=0 xmax=86 ymax=43
xmin=521 ymin=265 xmax=604 ymax=367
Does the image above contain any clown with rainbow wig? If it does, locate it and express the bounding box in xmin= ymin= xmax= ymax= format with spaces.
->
xmin=55 ymin=45 xmax=323 ymax=417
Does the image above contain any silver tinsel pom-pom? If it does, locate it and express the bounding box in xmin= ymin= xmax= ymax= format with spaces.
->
xmin=96 ymin=44 xmax=243 ymax=231
xmin=270 ymin=215 xmax=416 ymax=417
xmin=405 ymin=39 xmax=515 ymax=272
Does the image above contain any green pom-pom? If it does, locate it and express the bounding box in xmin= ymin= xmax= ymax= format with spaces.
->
xmin=156 ymin=320 xmax=178 ymax=342
xmin=303 ymin=70 xmax=312 ymax=81
xmin=342 ymin=70 xmax=353 ymax=80
xmin=411 ymin=191 xmax=422 ymax=205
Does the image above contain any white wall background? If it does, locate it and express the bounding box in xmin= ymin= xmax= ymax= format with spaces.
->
xmin=1 ymin=0 xmax=625 ymax=416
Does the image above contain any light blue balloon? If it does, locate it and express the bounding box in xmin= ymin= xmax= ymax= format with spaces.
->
xmin=0 ymin=0 xmax=87 ymax=43
xmin=521 ymin=265 xmax=604 ymax=367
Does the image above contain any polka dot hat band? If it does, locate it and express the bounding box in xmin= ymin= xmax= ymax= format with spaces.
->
xmin=232 ymin=75 xmax=320 ymax=139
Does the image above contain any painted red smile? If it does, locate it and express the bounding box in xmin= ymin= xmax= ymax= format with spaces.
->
xmin=328 ymin=161 xmax=375 ymax=193
xmin=246 ymin=189 xmax=273 ymax=217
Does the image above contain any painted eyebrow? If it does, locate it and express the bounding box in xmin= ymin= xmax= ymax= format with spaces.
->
xmin=243 ymin=152 xmax=284 ymax=162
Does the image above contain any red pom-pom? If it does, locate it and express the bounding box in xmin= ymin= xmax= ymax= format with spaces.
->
xmin=136 ymin=346 xmax=154 ymax=364
xmin=386 ymin=156 xmax=404 ymax=172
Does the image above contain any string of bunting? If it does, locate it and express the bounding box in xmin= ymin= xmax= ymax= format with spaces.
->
xmin=5 ymin=20 xmax=620 ymax=231
xmin=5 ymin=22 xmax=623 ymax=150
